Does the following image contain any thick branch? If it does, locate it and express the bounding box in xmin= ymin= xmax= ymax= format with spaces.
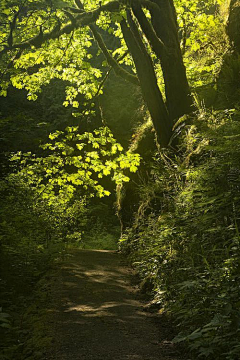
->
xmin=131 ymin=0 xmax=160 ymax=12
xmin=131 ymin=4 xmax=166 ymax=58
xmin=126 ymin=10 xmax=147 ymax=54
xmin=0 ymin=0 xmax=162 ymax=61
xmin=7 ymin=10 xmax=19 ymax=47
xmin=0 ymin=1 xmax=121 ymax=59
xmin=90 ymin=24 xmax=139 ymax=86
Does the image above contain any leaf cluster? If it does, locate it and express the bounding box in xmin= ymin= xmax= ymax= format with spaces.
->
xmin=11 ymin=125 xmax=140 ymax=202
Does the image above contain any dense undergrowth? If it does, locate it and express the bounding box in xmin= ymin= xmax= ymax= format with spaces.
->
xmin=0 ymin=175 xmax=77 ymax=359
xmin=120 ymin=108 xmax=240 ymax=359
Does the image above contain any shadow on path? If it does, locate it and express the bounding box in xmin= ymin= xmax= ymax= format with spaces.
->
xmin=50 ymin=249 xmax=180 ymax=360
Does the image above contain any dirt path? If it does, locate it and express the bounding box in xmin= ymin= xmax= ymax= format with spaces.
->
xmin=49 ymin=249 xmax=181 ymax=360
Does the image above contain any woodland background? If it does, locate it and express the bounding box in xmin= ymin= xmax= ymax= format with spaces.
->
xmin=1 ymin=0 xmax=240 ymax=359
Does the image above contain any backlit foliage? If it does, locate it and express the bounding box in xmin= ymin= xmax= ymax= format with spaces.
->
xmin=11 ymin=126 xmax=140 ymax=201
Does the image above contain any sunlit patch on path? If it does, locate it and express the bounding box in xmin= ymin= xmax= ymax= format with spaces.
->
xmin=48 ymin=250 xmax=180 ymax=360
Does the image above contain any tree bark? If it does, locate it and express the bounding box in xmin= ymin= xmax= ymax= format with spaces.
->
xmin=121 ymin=13 xmax=172 ymax=147
xmin=146 ymin=0 xmax=194 ymax=121
xmin=227 ymin=0 xmax=240 ymax=53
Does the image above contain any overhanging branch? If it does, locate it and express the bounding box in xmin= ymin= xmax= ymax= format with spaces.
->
xmin=0 ymin=1 xmax=121 ymax=60
xmin=0 ymin=0 xmax=162 ymax=62
xmin=90 ymin=24 xmax=139 ymax=86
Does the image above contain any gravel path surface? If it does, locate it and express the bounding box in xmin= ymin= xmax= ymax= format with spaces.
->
xmin=49 ymin=249 xmax=181 ymax=360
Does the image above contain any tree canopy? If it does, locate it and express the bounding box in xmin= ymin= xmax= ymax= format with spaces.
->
xmin=0 ymin=0 xmax=195 ymax=146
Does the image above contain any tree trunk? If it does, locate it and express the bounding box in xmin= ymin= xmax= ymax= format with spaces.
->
xmin=121 ymin=13 xmax=172 ymax=147
xmin=227 ymin=0 xmax=240 ymax=53
xmin=147 ymin=0 xmax=194 ymax=121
